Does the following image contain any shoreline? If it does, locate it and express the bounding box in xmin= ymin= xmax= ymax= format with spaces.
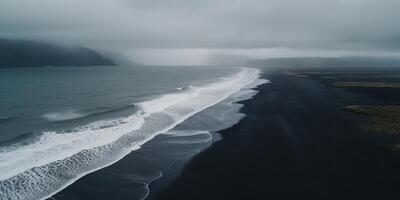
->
xmin=153 ymin=69 xmax=400 ymax=200
xmin=49 ymin=67 xmax=265 ymax=200
xmin=145 ymin=75 xmax=267 ymax=199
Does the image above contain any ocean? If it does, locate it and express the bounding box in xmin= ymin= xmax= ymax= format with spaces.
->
xmin=0 ymin=65 xmax=267 ymax=200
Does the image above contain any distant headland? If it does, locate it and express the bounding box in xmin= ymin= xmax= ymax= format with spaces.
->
xmin=0 ymin=39 xmax=115 ymax=68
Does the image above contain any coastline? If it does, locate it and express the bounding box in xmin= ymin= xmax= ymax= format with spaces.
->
xmin=153 ymin=69 xmax=400 ymax=200
xmin=49 ymin=67 xmax=265 ymax=200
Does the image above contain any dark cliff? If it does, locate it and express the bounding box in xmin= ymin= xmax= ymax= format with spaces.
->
xmin=0 ymin=39 xmax=115 ymax=68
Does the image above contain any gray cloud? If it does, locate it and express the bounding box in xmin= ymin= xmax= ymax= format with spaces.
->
xmin=1 ymin=0 xmax=399 ymax=64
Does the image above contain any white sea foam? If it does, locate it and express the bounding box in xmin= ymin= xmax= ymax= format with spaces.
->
xmin=0 ymin=67 xmax=268 ymax=200
xmin=161 ymin=130 xmax=210 ymax=137
xmin=42 ymin=110 xmax=87 ymax=121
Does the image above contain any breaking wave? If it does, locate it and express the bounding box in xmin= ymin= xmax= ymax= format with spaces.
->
xmin=42 ymin=110 xmax=88 ymax=121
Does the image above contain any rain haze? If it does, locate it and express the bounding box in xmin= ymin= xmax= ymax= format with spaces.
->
xmin=1 ymin=0 xmax=399 ymax=64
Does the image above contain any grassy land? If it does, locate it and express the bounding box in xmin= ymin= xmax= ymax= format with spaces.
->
xmin=335 ymin=82 xmax=400 ymax=88
xmin=345 ymin=105 xmax=400 ymax=136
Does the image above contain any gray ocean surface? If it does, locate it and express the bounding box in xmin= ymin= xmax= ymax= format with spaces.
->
xmin=0 ymin=65 xmax=265 ymax=200
xmin=0 ymin=66 xmax=237 ymax=142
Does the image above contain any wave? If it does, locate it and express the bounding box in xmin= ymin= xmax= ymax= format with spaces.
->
xmin=42 ymin=110 xmax=88 ymax=121
xmin=0 ymin=117 xmax=18 ymax=124
xmin=42 ymin=105 xmax=137 ymax=122
xmin=162 ymin=130 xmax=210 ymax=137
xmin=176 ymin=85 xmax=193 ymax=90
xmin=0 ymin=67 xmax=268 ymax=200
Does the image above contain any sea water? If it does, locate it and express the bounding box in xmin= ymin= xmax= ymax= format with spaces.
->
xmin=0 ymin=65 xmax=267 ymax=199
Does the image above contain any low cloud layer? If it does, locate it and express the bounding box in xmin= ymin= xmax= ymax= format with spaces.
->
xmin=1 ymin=0 xmax=399 ymax=64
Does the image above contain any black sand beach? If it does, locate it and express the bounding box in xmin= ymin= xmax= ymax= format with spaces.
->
xmin=154 ymin=69 xmax=400 ymax=200
xmin=50 ymin=67 xmax=400 ymax=200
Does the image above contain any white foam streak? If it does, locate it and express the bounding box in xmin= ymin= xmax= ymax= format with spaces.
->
xmin=42 ymin=110 xmax=86 ymax=121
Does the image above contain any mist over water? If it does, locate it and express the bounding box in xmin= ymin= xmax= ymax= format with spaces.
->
xmin=2 ymin=0 xmax=400 ymax=65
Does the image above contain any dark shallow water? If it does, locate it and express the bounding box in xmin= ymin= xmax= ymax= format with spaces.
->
xmin=52 ymin=92 xmax=251 ymax=200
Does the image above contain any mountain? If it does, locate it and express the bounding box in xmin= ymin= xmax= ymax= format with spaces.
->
xmin=246 ymin=57 xmax=400 ymax=69
xmin=0 ymin=39 xmax=115 ymax=68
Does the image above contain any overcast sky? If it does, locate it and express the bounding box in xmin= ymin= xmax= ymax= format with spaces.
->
xmin=1 ymin=0 xmax=399 ymax=64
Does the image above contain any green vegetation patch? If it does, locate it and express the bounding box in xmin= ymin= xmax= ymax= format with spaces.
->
xmin=335 ymin=82 xmax=400 ymax=88
xmin=345 ymin=105 xmax=400 ymax=136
